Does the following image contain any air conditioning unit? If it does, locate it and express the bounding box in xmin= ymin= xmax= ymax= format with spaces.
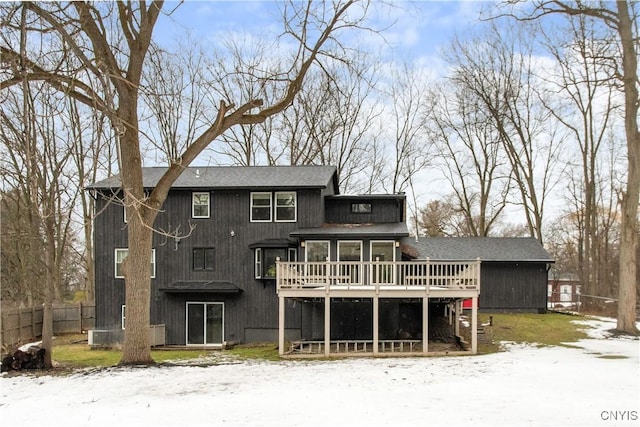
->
xmin=88 ymin=329 xmax=123 ymax=346
xmin=88 ymin=325 xmax=165 ymax=347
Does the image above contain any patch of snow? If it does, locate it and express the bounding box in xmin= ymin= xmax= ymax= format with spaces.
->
xmin=1 ymin=318 xmax=638 ymax=427
xmin=17 ymin=340 xmax=43 ymax=352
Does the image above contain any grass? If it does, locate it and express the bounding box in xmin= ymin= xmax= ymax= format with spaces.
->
xmin=48 ymin=313 xmax=590 ymax=368
xmin=52 ymin=344 xmax=214 ymax=368
xmin=50 ymin=335 xmax=280 ymax=368
xmin=227 ymin=343 xmax=280 ymax=361
xmin=477 ymin=312 xmax=590 ymax=354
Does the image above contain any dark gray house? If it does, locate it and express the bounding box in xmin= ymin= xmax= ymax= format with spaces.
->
xmin=89 ymin=165 xmax=552 ymax=357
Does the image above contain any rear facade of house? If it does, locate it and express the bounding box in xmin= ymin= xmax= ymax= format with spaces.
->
xmin=90 ymin=165 xmax=551 ymax=356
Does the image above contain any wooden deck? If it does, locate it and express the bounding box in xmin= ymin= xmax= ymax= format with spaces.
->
xmin=276 ymin=259 xmax=481 ymax=296
xmin=276 ymin=259 xmax=481 ymax=357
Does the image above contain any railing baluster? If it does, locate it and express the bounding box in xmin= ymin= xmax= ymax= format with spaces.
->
xmin=277 ymin=259 xmax=479 ymax=292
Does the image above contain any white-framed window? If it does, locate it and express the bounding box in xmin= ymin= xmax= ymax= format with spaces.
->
xmin=305 ymin=240 xmax=330 ymax=277
xmin=370 ymin=241 xmax=395 ymax=284
xmin=288 ymin=248 xmax=298 ymax=262
xmin=338 ymin=241 xmax=362 ymax=284
xmin=275 ymin=192 xmax=297 ymax=222
xmin=306 ymin=241 xmax=330 ymax=262
xmin=114 ymin=248 xmax=156 ymax=279
xmin=192 ymin=192 xmax=210 ymax=218
xmin=255 ymin=247 xmax=296 ymax=279
xmin=251 ymin=192 xmax=272 ymax=222
xmin=121 ymin=305 xmax=126 ymax=330
xmin=255 ymin=248 xmax=263 ymax=279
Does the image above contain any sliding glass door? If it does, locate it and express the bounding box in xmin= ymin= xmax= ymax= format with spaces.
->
xmin=186 ymin=302 xmax=224 ymax=345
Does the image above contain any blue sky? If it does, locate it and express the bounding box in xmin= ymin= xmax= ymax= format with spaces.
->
xmin=155 ymin=1 xmax=488 ymax=63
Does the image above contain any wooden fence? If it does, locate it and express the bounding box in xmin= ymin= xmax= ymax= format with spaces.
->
xmin=1 ymin=303 xmax=95 ymax=350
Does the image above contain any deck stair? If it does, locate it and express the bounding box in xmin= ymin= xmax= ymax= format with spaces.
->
xmin=476 ymin=326 xmax=490 ymax=344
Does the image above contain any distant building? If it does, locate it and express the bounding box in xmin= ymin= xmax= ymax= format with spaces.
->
xmin=548 ymin=272 xmax=581 ymax=307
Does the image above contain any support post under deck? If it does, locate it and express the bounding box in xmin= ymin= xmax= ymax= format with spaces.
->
xmin=454 ymin=300 xmax=460 ymax=337
xmin=373 ymin=294 xmax=379 ymax=355
xmin=324 ymin=297 xmax=331 ymax=357
xmin=278 ymin=296 xmax=285 ymax=356
xmin=422 ymin=297 xmax=429 ymax=354
xmin=471 ymin=296 xmax=478 ymax=354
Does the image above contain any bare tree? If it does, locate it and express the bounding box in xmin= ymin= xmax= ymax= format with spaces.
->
xmin=0 ymin=72 xmax=81 ymax=367
xmin=0 ymin=188 xmax=46 ymax=307
xmin=204 ymin=35 xmax=283 ymax=166
xmin=445 ymin=23 xmax=565 ymax=244
xmin=276 ymin=55 xmax=381 ymax=192
xmin=428 ymin=80 xmax=512 ymax=237
xmin=537 ymin=13 xmax=619 ymax=299
xmin=379 ymin=62 xmax=432 ymax=195
xmin=496 ymin=0 xmax=639 ymax=335
xmin=142 ymin=40 xmax=209 ymax=165
xmin=64 ymin=85 xmax=118 ymax=304
xmin=1 ymin=1 xmax=375 ymax=364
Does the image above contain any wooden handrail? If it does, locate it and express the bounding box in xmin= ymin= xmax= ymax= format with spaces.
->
xmin=276 ymin=259 xmax=481 ymax=293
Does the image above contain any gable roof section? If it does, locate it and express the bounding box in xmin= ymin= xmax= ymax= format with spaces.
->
xmin=89 ymin=165 xmax=339 ymax=192
xmin=402 ymin=237 xmax=554 ymax=263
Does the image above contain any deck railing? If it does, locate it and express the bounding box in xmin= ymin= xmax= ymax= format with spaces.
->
xmin=276 ymin=258 xmax=480 ymax=293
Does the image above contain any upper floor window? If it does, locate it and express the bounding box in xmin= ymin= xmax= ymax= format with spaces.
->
xmin=115 ymin=248 xmax=156 ymax=279
xmin=251 ymin=192 xmax=272 ymax=222
xmin=192 ymin=192 xmax=210 ymax=218
xmin=251 ymin=191 xmax=297 ymax=222
xmin=193 ymin=247 xmax=215 ymax=271
xmin=351 ymin=203 xmax=372 ymax=214
xmin=275 ymin=192 xmax=297 ymax=222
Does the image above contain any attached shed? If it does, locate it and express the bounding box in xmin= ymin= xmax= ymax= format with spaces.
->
xmin=401 ymin=237 xmax=554 ymax=313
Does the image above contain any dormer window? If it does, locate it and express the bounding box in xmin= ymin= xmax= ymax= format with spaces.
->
xmin=351 ymin=203 xmax=372 ymax=214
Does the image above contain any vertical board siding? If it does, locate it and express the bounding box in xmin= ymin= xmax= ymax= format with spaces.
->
xmin=325 ymin=197 xmax=404 ymax=224
xmin=480 ymin=263 xmax=548 ymax=311
xmin=95 ymin=182 xmax=549 ymax=345
xmin=94 ymin=195 xmax=127 ymax=330
xmin=95 ymin=187 xmax=325 ymax=345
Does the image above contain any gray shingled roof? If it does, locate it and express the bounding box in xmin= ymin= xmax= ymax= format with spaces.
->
xmin=401 ymin=237 xmax=554 ymax=262
xmin=89 ymin=165 xmax=339 ymax=191
xmin=292 ymin=222 xmax=409 ymax=238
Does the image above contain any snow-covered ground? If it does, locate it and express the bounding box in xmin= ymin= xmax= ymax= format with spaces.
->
xmin=1 ymin=317 xmax=638 ymax=427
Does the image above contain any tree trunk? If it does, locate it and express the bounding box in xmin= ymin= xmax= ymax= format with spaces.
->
xmin=616 ymin=1 xmax=639 ymax=334
xmin=118 ymin=90 xmax=157 ymax=364
xmin=41 ymin=284 xmax=53 ymax=368
xmin=121 ymin=211 xmax=155 ymax=365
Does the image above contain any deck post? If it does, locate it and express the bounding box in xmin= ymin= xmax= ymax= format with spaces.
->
xmin=373 ymin=294 xmax=379 ymax=355
xmin=324 ymin=296 xmax=331 ymax=356
xmin=454 ymin=300 xmax=460 ymax=337
xmin=471 ymin=296 xmax=478 ymax=354
xmin=278 ymin=295 xmax=285 ymax=356
xmin=422 ymin=297 xmax=429 ymax=354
